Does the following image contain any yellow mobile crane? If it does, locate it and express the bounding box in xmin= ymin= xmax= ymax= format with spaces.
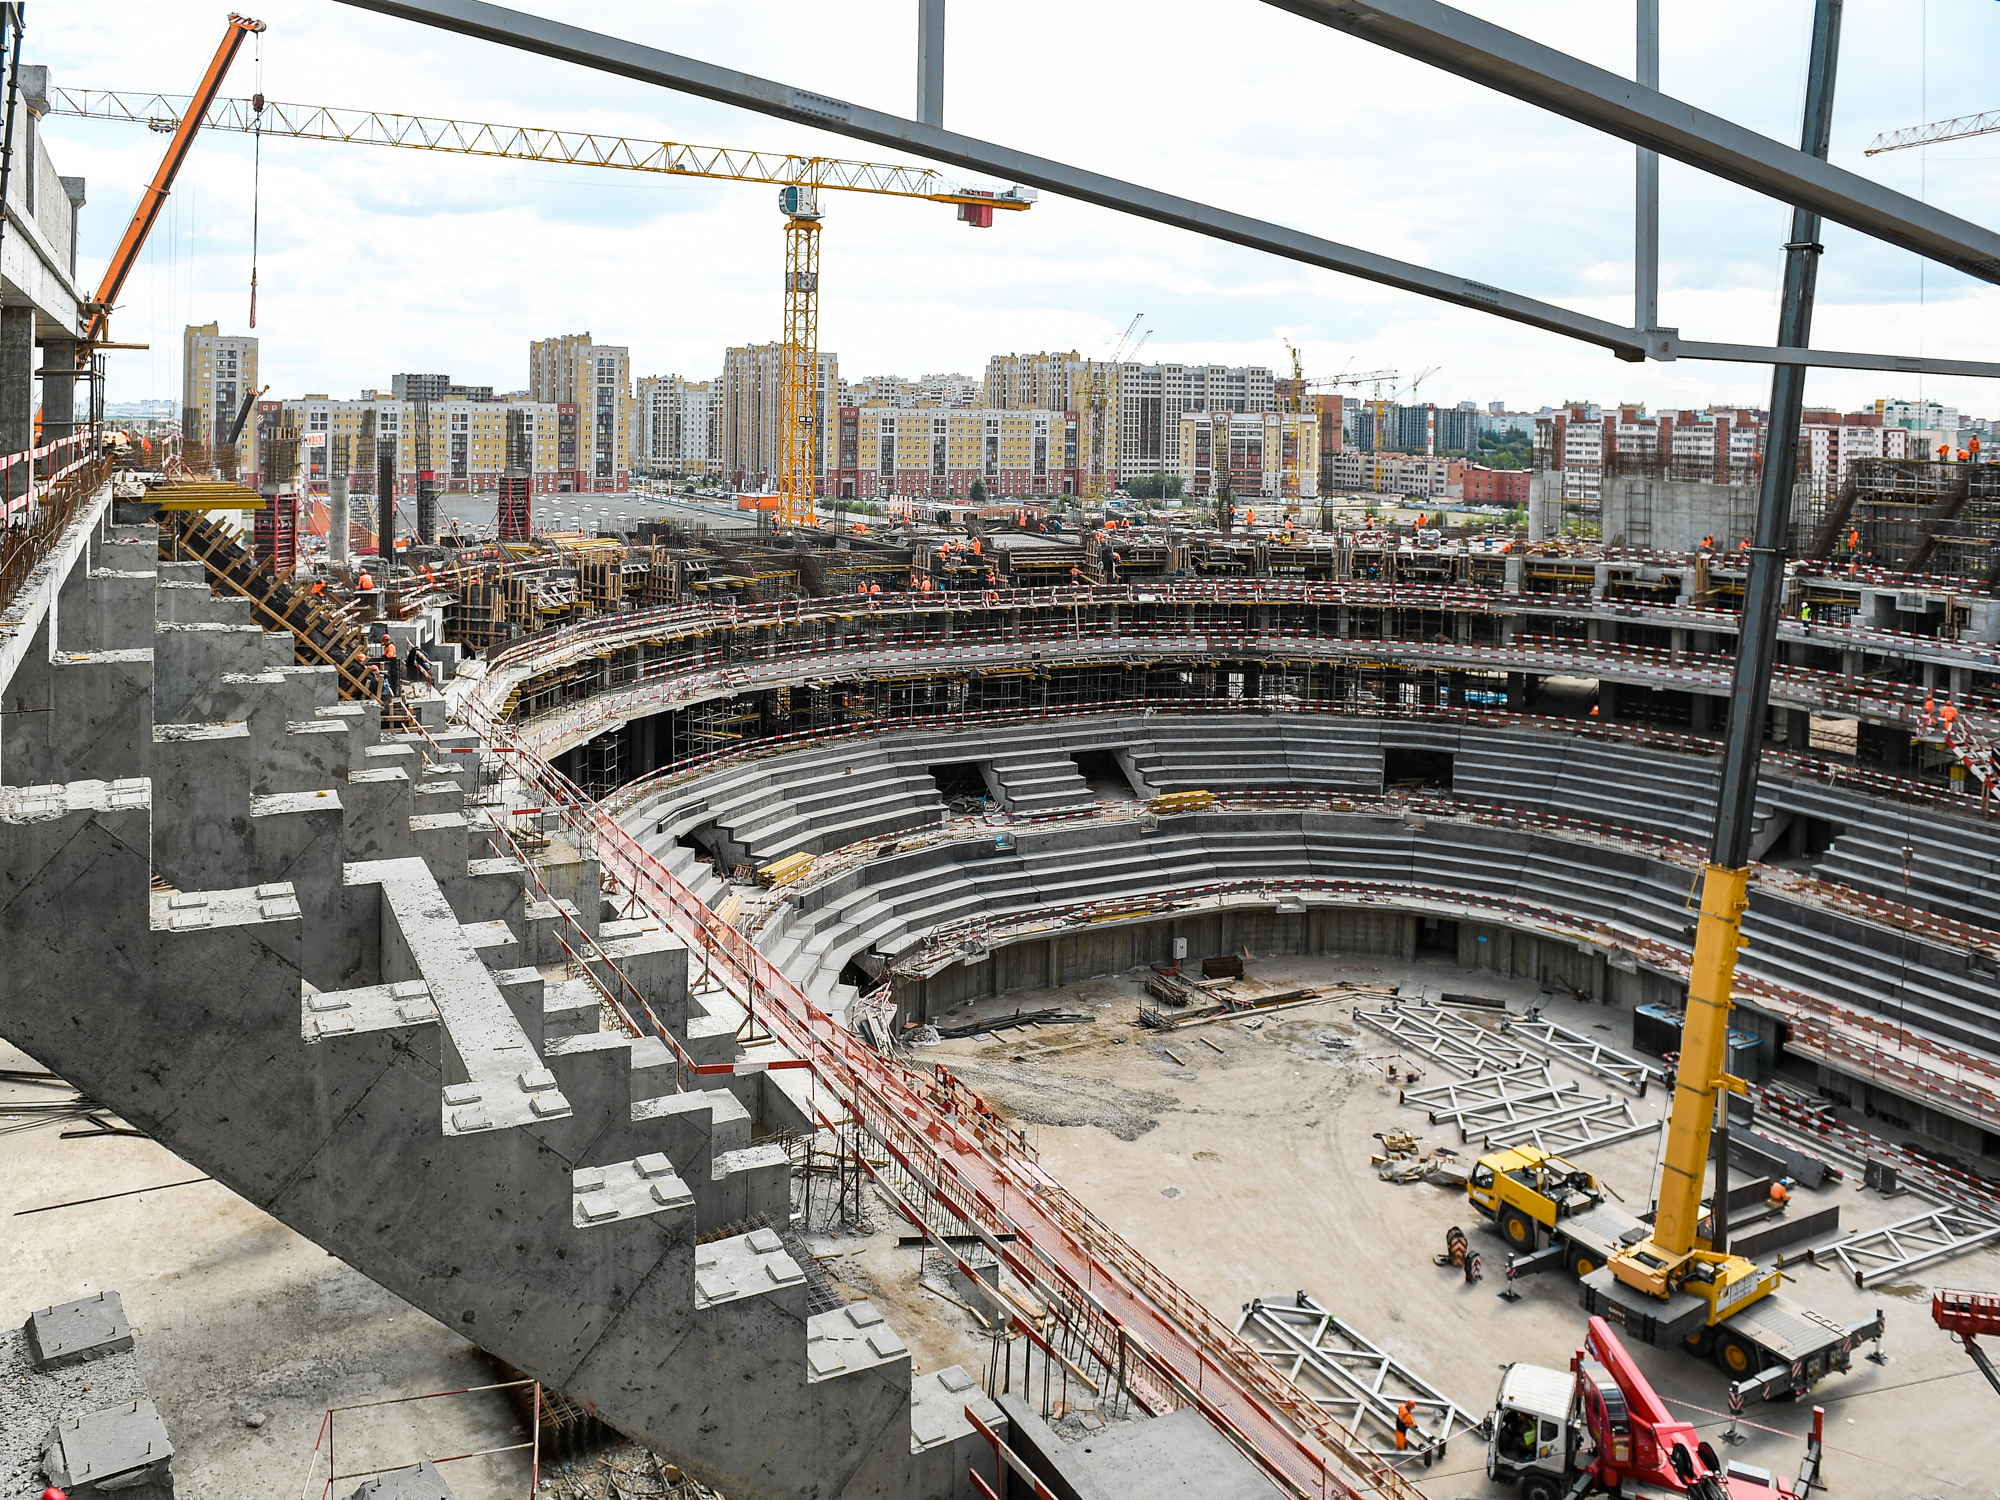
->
xmin=1473 ymin=3 xmax=1885 ymax=1401
xmin=51 ymin=88 xmax=1037 ymax=528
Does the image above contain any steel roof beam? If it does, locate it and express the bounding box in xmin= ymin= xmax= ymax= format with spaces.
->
xmin=1263 ymin=0 xmax=2000 ymax=286
xmin=333 ymin=0 xmax=2000 ymax=379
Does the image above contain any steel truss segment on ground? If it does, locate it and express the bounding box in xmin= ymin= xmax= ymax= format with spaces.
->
xmin=1398 ymin=1065 xmax=1563 ymax=1126
xmin=330 ymin=0 xmax=2000 ymax=378
xmin=1485 ymin=1098 xmax=1659 ymax=1158
xmin=1824 ymin=1207 xmax=2000 ymax=1288
xmin=1353 ymin=1002 xmax=1531 ymax=1078
xmin=1500 ymin=1015 xmax=1663 ymax=1096
xmin=1236 ymin=1293 xmax=1473 ymax=1462
xmin=1261 ymin=0 xmax=2000 ymax=286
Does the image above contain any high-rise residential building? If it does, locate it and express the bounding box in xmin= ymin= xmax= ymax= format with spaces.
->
xmin=917 ymin=372 xmax=981 ymax=407
xmin=1111 ymin=363 xmax=1277 ymax=481
xmin=528 ymin=333 xmax=633 ymax=491
xmin=853 ymin=374 xmax=921 ymax=408
xmin=833 ymin=405 xmax=1079 ymax=501
xmin=392 ymin=373 xmax=452 ymax=402
xmin=984 ymin=351 xmax=1096 ymax=413
xmin=720 ymin=343 xmax=840 ymax=492
xmin=1878 ymin=396 xmax=1960 ymax=434
xmin=636 ymin=375 xmax=717 ymax=476
xmin=181 ymin=323 xmax=259 ymax=472
xmin=1179 ymin=410 xmax=1319 ymax=500
xmin=280 ymin=395 xmax=580 ymax=497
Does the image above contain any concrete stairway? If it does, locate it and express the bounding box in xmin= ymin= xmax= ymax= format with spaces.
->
xmin=0 ymin=504 xmax=999 ymax=1500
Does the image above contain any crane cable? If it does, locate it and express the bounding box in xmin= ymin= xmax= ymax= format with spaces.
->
xmin=248 ymin=24 xmax=263 ymax=327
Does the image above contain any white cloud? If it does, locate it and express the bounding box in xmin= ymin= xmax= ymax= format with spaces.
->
xmin=41 ymin=0 xmax=2000 ymax=417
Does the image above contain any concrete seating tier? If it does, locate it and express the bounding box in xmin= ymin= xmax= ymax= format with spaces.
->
xmin=617 ymin=715 xmax=1999 ymax=1079
xmin=0 ymin=505 xmax=999 ymax=1500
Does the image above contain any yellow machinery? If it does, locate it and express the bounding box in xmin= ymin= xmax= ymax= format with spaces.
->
xmin=1604 ymin=866 xmax=1778 ymax=1321
xmin=52 ymin=89 xmax=1036 ymax=530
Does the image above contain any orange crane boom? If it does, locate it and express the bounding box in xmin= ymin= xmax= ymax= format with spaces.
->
xmin=84 ymin=13 xmax=264 ymax=343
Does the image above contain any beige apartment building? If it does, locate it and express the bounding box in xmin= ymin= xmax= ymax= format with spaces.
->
xmin=182 ymin=323 xmax=259 ymax=472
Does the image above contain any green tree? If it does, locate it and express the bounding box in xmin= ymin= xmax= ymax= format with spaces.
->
xmin=969 ymin=478 xmax=989 ymax=503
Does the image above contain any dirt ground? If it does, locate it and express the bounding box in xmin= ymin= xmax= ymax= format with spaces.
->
xmin=0 ymin=1038 xmax=532 ymax=1499
xmin=924 ymin=954 xmax=2000 ymax=1499
xmin=10 ymin=944 xmax=2000 ymax=1500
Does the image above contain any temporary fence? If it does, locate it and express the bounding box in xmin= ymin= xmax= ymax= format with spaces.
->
xmin=469 ymin=702 xmax=1426 ymax=1500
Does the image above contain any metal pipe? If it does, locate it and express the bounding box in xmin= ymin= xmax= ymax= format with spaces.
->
xmin=1711 ymin=0 xmax=1841 ymax=870
xmin=1634 ymin=0 xmax=1658 ymax=333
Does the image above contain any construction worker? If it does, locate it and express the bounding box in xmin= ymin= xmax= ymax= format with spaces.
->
xmin=1700 ymin=533 xmax=1715 ymax=551
xmin=380 ymin=634 xmax=401 ymax=701
xmin=406 ymin=641 xmax=435 ymax=688
xmin=1923 ymin=694 xmax=1937 ymax=731
xmin=1799 ymin=600 xmax=1812 ymax=630
xmin=1847 ymin=527 xmax=1861 ymax=554
xmin=1395 ymin=1399 xmax=1417 ymax=1452
xmin=1942 ymin=700 xmax=1960 ymax=734
xmin=357 ymin=569 xmax=374 ymax=592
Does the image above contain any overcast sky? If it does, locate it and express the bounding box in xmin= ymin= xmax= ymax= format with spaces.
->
xmin=39 ymin=1 xmax=2000 ymax=418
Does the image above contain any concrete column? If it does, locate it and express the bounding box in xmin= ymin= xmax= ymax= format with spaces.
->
xmin=1690 ymin=694 xmax=1712 ymax=734
xmin=1786 ymin=707 xmax=1813 ymax=753
xmin=329 ymin=473 xmax=350 ymax=566
xmin=40 ymin=336 xmax=75 ymax=444
xmin=1598 ymin=681 xmax=1620 ymax=719
xmin=1670 ymin=627 xmax=1687 ymax=656
xmin=0 ymin=306 xmax=35 ymax=509
xmin=1950 ymin=666 xmax=1970 ymax=700
xmin=1841 ymin=648 xmax=1861 ymax=678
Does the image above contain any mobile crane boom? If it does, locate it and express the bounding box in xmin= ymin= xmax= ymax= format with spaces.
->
xmin=84 ymin=14 xmax=265 ymax=343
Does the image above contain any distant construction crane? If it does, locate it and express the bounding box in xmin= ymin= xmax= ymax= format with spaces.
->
xmin=1867 ymin=109 xmax=2000 ymax=155
xmin=1082 ymin=314 xmax=1148 ymax=502
xmin=50 ymin=87 xmax=1038 ymax=527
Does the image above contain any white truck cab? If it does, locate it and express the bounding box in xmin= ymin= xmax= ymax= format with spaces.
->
xmin=1487 ymin=1362 xmax=1576 ymax=1500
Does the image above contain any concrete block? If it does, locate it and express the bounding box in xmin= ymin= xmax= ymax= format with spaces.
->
xmin=46 ymin=649 xmax=153 ymax=784
xmin=38 ymin=1397 xmax=175 ymax=1499
xmin=542 ymin=978 xmax=600 ymax=1040
xmin=343 ymin=767 xmax=414 ymax=862
xmin=149 ymin=721 xmax=255 ymax=892
xmin=81 ymin=569 xmax=157 ymax=653
xmin=346 ymin=1459 xmax=454 ymax=1500
xmin=152 ymin=622 xmax=268 ymax=724
xmin=457 ymin=856 xmax=527 ymax=929
xmin=26 ymin=1292 xmax=134 ymax=1369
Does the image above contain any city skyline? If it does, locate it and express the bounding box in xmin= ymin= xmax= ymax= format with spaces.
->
xmin=39 ymin=1 xmax=2000 ymax=423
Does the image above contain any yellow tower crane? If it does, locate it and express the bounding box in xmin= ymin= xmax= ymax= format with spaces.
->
xmin=51 ymin=88 xmax=1038 ymax=527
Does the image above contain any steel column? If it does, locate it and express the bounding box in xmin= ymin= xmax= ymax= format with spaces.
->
xmin=916 ymin=0 xmax=944 ymax=129
xmin=1634 ymin=0 xmax=1659 ymax=333
xmin=1712 ymin=0 xmax=1841 ymax=869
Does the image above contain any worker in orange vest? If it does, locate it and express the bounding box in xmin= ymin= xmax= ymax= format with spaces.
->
xmin=1923 ymin=694 xmax=1937 ymax=731
xmin=1395 ymin=1399 xmax=1417 ymax=1451
xmin=1941 ymin=701 xmax=1959 ymax=733
xmin=380 ymin=634 xmax=401 ymax=701
xmin=357 ymin=569 xmax=375 ymax=591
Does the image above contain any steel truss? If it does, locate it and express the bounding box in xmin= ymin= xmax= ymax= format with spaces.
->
xmin=1235 ymin=1293 xmax=1474 ymax=1464
xmin=1353 ymin=1001 xmax=1529 ymax=1078
xmin=1822 ymin=1207 xmax=2000 ymax=1289
xmin=1481 ymin=1096 xmax=1659 ymax=1157
xmin=1399 ymin=1066 xmax=1564 ymax=1126
xmin=1501 ymin=1014 xmax=1663 ymax=1096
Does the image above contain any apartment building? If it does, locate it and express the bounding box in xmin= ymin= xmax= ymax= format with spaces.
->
xmin=833 ymin=405 xmax=1079 ymax=501
xmin=721 ymin=343 xmax=841 ymax=492
xmin=1324 ymin=448 xmax=1456 ymax=500
xmin=635 ymin=376 xmax=718 ymax=476
xmin=181 ymin=323 xmax=259 ymax=472
xmin=281 ymin=395 xmax=580 ymax=496
xmin=1114 ymin=363 xmax=1278 ymax=482
xmin=1180 ymin=410 xmax=1319 ymax=500
xmin=527 ymin=333 xmax=633 ymax=491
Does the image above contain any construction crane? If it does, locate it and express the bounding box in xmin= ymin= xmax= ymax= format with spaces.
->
xmin=82 ymin=16 xmax=265 ymax=346
xmin=50 ymin=87 xmax=1038 ymax=530
xmin=1081 ymin=315 xmax=1147 ymax=502
xmin=1867 ymin=109 xmax=2000 ymax=155
xmin=1282 ymin=343 xmax=1402 ymax=495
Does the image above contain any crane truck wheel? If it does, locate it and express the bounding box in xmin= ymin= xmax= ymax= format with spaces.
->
xmin=1713 ymin=1328 xmax=1757 ymax=1377
xmin=1498 ymin=1207 xmax=1535 ymax=1250
xmin=1566 ymin=1245 xmax=1599 ymax=1276
xmin=1520 ymin=1474 xmax=1563 ymax=1500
